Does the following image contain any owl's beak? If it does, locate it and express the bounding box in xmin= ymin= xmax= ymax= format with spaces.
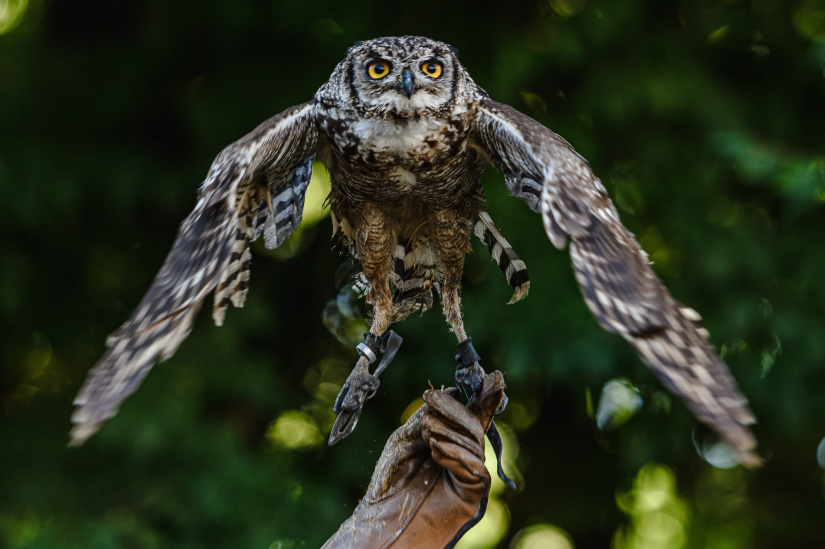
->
xmin=397 ymin=68 xmax=416 ymax=98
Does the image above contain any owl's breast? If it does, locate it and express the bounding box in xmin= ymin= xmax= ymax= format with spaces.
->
xmin=353 ymin=117 xmax=442 ymax=158
xmin=318 ymin=109 xmax=480 ymax=204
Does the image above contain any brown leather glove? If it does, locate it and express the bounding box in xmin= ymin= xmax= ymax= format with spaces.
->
xmin=322 ymin=371 xmax=507 ymax=549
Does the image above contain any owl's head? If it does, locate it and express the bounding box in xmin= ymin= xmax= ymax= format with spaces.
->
xmin=336 ymin=36 xmax=472 ymax=116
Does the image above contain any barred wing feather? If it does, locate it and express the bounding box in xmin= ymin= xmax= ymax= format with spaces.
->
xmin=472 ymin=99 xmax=759 ymax=467
xmin=71 ymin=102 xmax=318 ymax=445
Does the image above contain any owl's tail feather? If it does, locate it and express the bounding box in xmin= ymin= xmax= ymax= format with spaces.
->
xmin=389 ymin=242 xmax=440 ymax=322
xmin=351 ymin=241 xmax=440 ymax=323
xmin=473 ymin=210 xmax=530 ymax=303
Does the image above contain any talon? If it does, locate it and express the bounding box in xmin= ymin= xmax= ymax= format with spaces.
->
xmin=330 ymin=331 xmax=403 ymax=443
xmin=494 ymin=392 xmax=509 ymax=416
xmin=329 ymin=407 xmax=363 ymax=446
xmin=366 ymin=378 xmax=381 ymax=400
xmin=333 ymin=381 xmax=350 ymax=415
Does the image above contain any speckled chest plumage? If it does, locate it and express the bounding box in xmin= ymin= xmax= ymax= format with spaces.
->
xmin=316 ymin=103 xmax=485 ymax=211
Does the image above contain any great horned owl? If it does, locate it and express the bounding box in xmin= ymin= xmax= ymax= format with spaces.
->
xmin=71 ymin=36 xmax=759 ymax=466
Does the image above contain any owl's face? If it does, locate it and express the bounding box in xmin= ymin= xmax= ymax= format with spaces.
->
xmin=344 ymin=36 xmax=462 ymax=116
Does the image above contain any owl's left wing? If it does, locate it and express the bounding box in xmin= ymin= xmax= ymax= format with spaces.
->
xmin=471 ymin=99 xmax=760 ymax=467
xmin=70 ymin=102 xmax=318 ymax=446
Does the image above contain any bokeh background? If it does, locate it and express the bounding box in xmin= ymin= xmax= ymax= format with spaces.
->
xmin=2 ymin=0 xmax=825 ymax=547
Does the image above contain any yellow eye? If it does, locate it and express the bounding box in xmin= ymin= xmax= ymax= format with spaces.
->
xmin=421 ymin=61 xmax=442 ymax=78
xmin=367 ymin=61 xmax=391 ymax=79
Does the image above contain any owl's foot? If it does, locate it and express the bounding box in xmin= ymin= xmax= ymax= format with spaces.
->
xmin=329 ymin=331 xmax=403 ymax=445
xmin=333 ymin=355 xmax=377 ymax=414
xmin=455 ymin=339 xmax=517 ymax=490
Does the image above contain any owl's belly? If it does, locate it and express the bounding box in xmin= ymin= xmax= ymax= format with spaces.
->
xmin=325 ymin=138 xmax=482 ymax=204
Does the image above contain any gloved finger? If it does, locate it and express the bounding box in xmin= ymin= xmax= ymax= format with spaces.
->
xmin=466 ymin=371 xmax=507 ymax=433
xmin=422 ymin=412 xmax=485 ymax=463
xmin=423 ymin=387 xmax=485 ymax=443
xmin=422 ymin=405 xmax=489 ymax=489
xmin=427 ymin=428 xmax=490 ymax=489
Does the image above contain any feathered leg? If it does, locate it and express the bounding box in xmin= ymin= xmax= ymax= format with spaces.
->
xmin=432 ymin=206 xmax=516 ymax=488
xmin=331 ymin=202 xmax=398 ymax=443
xmin=431 ymin=206 xmax=472 ymax=341
xmin=358 ymin=202 xmax=396 ymax=336
xmin=429 ymin=206 xmax=486 ymax=390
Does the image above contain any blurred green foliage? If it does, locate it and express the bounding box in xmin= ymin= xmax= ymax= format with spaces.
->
xmin=1 ymin=0 xmax=825 ymax=547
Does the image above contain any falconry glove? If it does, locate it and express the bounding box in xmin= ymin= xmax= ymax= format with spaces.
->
xmin=322 ymin=370 xmax=507 ymax=549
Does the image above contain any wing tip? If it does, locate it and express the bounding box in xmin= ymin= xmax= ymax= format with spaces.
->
xmin=68 ymin=421 xmax=100 ymax=448
xmin=727 ymin=433 xmax=763 ymax=469
xmin=737 ymin=450 xmax=764 ymax=469
xmin=728 ymin=408 xmax=762 ymax=469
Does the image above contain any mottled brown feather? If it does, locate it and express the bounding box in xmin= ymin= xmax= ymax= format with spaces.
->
xmin=472 ymin=99 xmax=759 ymax=466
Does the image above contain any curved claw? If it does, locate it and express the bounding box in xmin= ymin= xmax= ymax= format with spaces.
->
xmin=366 ymin=380 xmax=381 ymax=401
xmin=329 ymin=407 xmax=363 ymax=446
xmin=494 ymin=392 xmax=509 ymax=416
xmin=333 ymin=381 xmax=351 ymax=415
xmin=329 ymin=372 xmax=379 ymax=445
xmin=329 ymin=331 xmax=404 ymax=445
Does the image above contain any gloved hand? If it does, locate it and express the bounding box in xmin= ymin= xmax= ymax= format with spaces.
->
xmin=322 ymin=370 xmax=507 ymax=549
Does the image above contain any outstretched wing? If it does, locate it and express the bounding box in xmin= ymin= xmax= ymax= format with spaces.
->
xmin=471 ymin=99 xmax=760 ymax=467
xmin=71 ymin=102 xmax=319 ymax=445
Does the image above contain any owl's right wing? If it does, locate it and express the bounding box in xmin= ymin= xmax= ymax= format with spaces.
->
xmin=471 ymin=99 xmax=760 ymax=467
xmin=71 ymin=102 xmax=319 ymax=446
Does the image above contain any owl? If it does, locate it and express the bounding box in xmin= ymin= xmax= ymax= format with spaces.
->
xmin=71 ymin=36 xmax=760 ymax=467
